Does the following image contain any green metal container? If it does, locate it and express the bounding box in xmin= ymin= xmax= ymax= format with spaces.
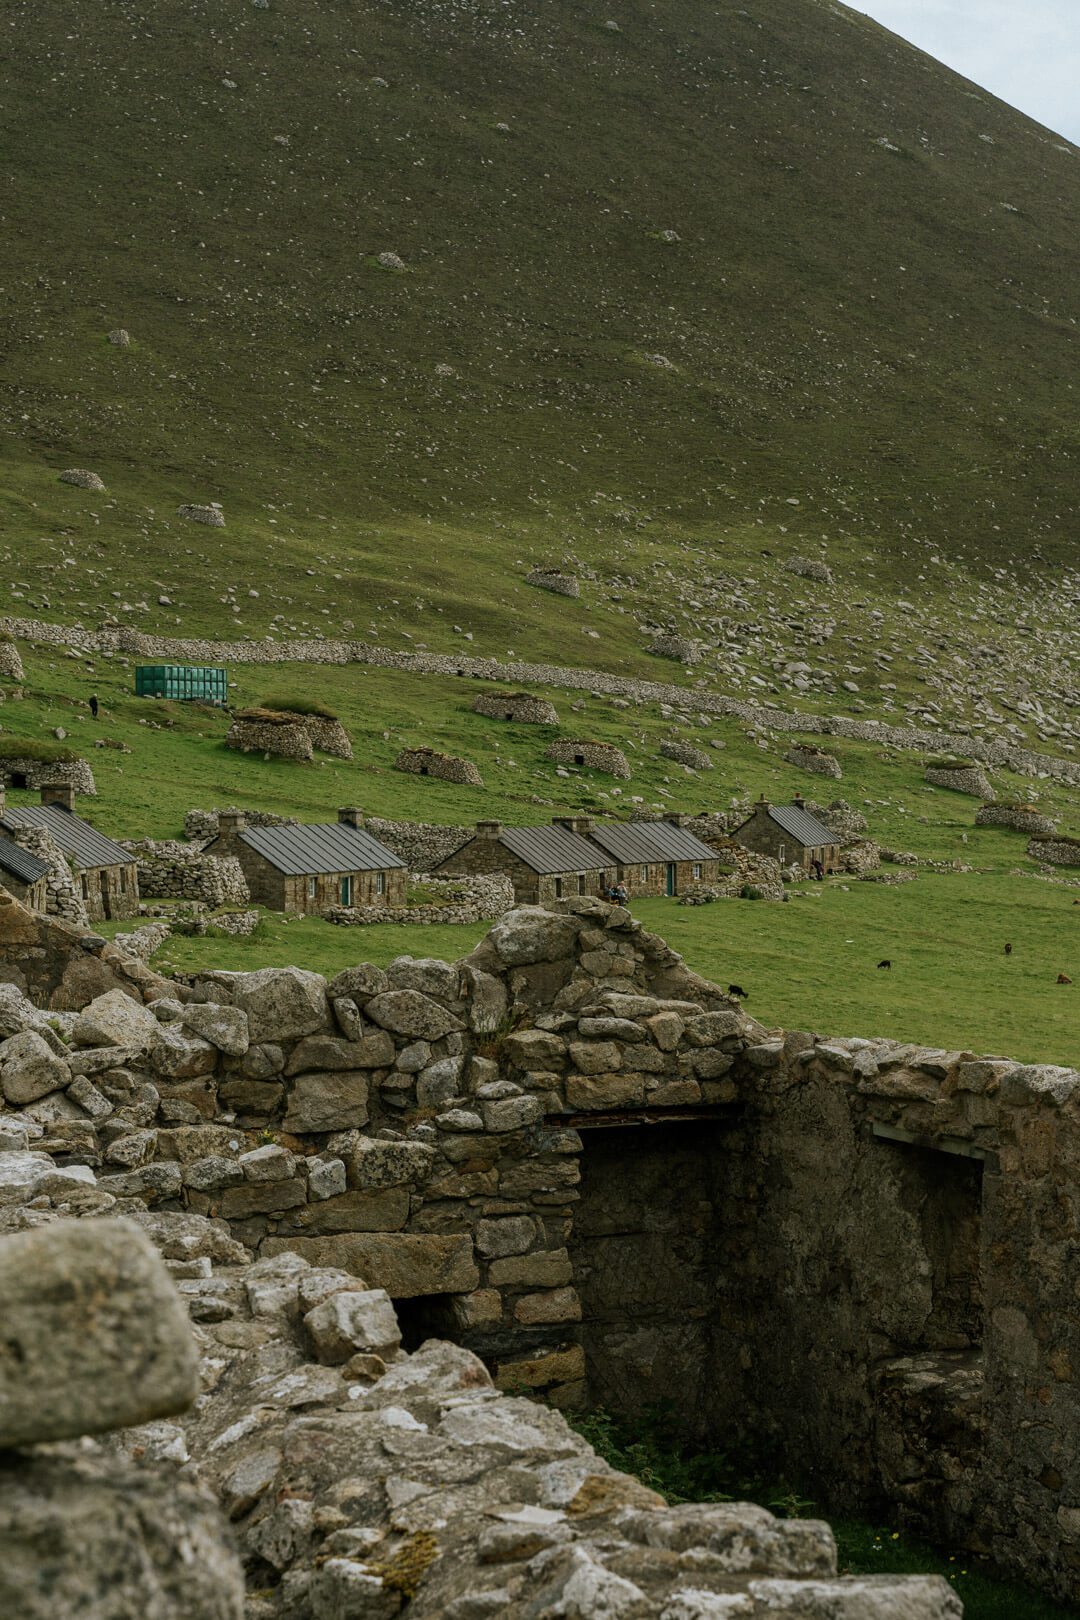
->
xmin=134 ymin=665 xmax=228 ymax=703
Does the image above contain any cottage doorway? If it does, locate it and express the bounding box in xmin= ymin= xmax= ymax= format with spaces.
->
xmin=99 ymin=871 xmax=112 ymax=920
xmin=340 ymin=876 xmax=353 ymax=906
xmin=10 ymin=772 xmax=27 ymax=790
xmin=665 ymin=864 xmax=675 ymax=896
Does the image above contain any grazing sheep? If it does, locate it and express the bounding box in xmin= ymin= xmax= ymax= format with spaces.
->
xmin=876 ymin=959 xmax=891 ymax=970
xmin=1059 ymin=973 xmax=1073 ymax=985
xmin=1004 ymin=943 xmax=1013 ymax=955
xmin=727 ymin=983 xmax=749 ymax=1000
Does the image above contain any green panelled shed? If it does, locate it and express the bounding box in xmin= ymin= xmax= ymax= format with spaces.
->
xmin=135 ymin=665 xmax=228 ymax=703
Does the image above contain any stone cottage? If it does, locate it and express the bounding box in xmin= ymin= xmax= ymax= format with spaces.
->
xmin=587 ymin=816 xmax=722 ymax=897
xmin=733 ymin=794 xmax=841 ymax=874
xmin=204 ymin=808 xmax=407 ymax=915
xmin=0 ymin=782 xmax=138 ymax=921
xmin=435 ymin=816 xmax=616 ymax=905
xmin=0 ymin=830 xmax=49 ymax=911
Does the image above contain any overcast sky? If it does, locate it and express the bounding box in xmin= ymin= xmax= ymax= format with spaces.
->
xmin=855 ymin=2 xmax=1080 ymax=144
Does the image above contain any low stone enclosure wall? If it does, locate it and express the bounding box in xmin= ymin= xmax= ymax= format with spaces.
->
xmin=649 ymin=631 xmax=699 ymax=664
xmin=0 ymin=636 xmax=24 ymax=681
xmin=395 ymin=746 xmax=483 ymax=786
xmin=225 ymin=712 xmax=315 ymax=761
xmin=976 ymin=803 xmax=1056 ymax=836
xmin=0 ymin=755 xmax=95 ymax=795
xmin=6 ymin=610 xmax=1080 ymax=785
xmin=120 ymin=839 xmax=251 ymax=907
xmin=6 ymin=897 xmax=1080 ymax=1600
xmin=545 ymin=738 xmax=631 ymax=777
xmin=659 ymin=738 xmax=713 ymax=771
xmin=471 ymin=690 xmax=560 ymax=725
xmin=525 ymin=566 xmax=579 ymax=597
xmin=325 ymin=873 xmax=515 ymax=927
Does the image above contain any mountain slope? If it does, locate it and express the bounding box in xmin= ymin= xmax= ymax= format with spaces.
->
xmin=2 ymin=0 xmax=1080 ymax=654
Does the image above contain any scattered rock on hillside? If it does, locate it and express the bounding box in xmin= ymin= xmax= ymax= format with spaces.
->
xmin=106 ymin=328 xmax=130 ymax=345
xmin=59 ymin=469 xmax=106 ymax=492
xmin=377 ymin=251 xmax=406 ymax=270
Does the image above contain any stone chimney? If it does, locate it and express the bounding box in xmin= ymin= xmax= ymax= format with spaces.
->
xmin=665 ymin=812 xmax=691 ymax=828
xmin=476 ymin=820 xmax=502 ymax=839
xmin=41 ymin=781 xmax=75 ymax=813
xmin=338 ymin=807 xmax=363 ymax=828
xmin=791 ymin=792 xmax=804 ymax=807
xmin=217 ymin=810 xmax=246 ymax=840
xmin=553 ymin=815 xmax=593 ymax=835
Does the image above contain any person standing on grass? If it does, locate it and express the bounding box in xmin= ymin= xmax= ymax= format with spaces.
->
xmin=89 ymin=693 xmax=99 ymax=719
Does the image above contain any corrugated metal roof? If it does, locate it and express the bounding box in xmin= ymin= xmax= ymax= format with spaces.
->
xmin=237 ymin=822 xmax=406 ymax=877
xmin=499 ymin=824 xmax=613 ymax=876
xmin=767 ymin=802 xmax=837 ymax=847
xmin=0 ymin=805 xmax=131 ymax=871
xmin=589 ymin=821 xmax=719 ymax=865
xmin=0 ymin=833 xmax=50 ymax=885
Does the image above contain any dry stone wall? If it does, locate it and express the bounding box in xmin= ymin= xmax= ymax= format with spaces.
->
xmin=326 ymin=874 xmax=514 ymax=927
xmin=526 ymin=567 xmax=579 ymax=597
xmin=925 ymin=763 xmax=995 ymax=798
xmin=649 ymin=631 xmax=699 ymax=663
xmin=0 ymin=639 xmax=24 ymax=682
xmin=363 ymin=815 xmax=472 ymax=870
xmin=184 ymin=806 xmax=299 ymax=843
xmin=120 ymin=840 xmax=250 ymax=907
xmin=6 ymin=612 xmax=1080 ymax=784
xmin=1027 ymin=836 xmax=1080 ymax=867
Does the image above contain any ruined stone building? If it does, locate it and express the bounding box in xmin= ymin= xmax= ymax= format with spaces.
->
xmin=587 ymin=816 xmax=721 ymax=896
xmin=203 ymin=808 xmax=406 ymax=914
xmin=734 ymin=793 xmax=841 ymax=872
xmin=435 ymin=816 xmax=616 ymax=903
xmin=0 ymin=783 xmax=138 ymax=921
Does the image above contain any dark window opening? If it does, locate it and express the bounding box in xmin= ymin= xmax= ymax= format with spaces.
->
xmin=875 ymin=1138 xmax=985 ymax=1351
xmin=578 ymin=874 xmax=587 ymax=895
xmin=505 ymin=712 xmax=514 ymax=720
xmin=574 ymin=754 xmax=585 ymax=766
xmin=10 ymin=772 xmax=27 ymax=790
xmin=420 ymin=766 xmax=429 ymax=776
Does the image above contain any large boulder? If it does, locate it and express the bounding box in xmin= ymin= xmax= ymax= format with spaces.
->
xmin=221 ymin=967 xmax=330 ymax=1044
xmin=0 ymin=1219 xmax=199 ymax=1446
xmin=0 ymin=1031 xmax=70 ymax=1105
xmin=0 ymin=1449 xmax=244 ymax=1620
xmin=72 ymin=990 xmax=160 ymax=1053
xmin=488 ymin=908 xmax=582 ymax=966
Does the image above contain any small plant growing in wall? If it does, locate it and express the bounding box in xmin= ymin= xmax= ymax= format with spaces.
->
xmin=473 ymin=1008 xmax=527 ymax=1062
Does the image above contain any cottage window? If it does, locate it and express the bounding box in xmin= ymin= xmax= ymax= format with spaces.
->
xmin=640 ymin=865 xmax=648 ymax=882
xmin=308 ymin=877 xmax=316 ymax=900
xmin=119 ymin=869 xmax=126 ymax=892
xmin=554 ymin=877 xmax=563 ymax=899
xmin=81 ymin=874 xmax=88 ymax=898
xmin=779 ymin=844 xmax=786 ymax=864
xmin=693 ymin=863 xmax=702 ymax=881
xmin=340 ymin=875 xmax=353 ymax=906
xmin=376 ymin=871 xmax=385 ymax=896
xmin=578 ymin=874 xmax=586 ymax=895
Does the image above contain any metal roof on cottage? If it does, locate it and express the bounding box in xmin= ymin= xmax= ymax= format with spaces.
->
xmin=764 ymin=802 xmax=837 ymax=847
xmin=0 ymin=805 xmax=131 ymax=871
xmin=588 ymin=820 xmax=718 ymax=865
xmin=0 ymin=832 xmax=50 ymax=886
xmin=498 ymin=824 xmax=613 ymax=876
xmin=237 ymin=822 xmax=406 ymax=877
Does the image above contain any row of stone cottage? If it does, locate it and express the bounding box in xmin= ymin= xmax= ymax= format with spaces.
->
xmin=0 ymin=784 xmax=846 ymax=926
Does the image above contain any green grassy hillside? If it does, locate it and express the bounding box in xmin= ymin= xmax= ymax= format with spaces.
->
xmin=3 ymin=0 xmax=1080 ymax=665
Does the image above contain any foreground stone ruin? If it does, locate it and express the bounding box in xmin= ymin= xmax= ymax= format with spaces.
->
xmin=0 ymin=1187 xmax=959 ymax=1617
xmin=4 ymin=891 xmax=1080 ymax=1606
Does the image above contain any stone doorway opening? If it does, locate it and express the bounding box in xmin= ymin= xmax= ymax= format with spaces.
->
xmin=567 ymin=1118 xmax=732 ymax=1441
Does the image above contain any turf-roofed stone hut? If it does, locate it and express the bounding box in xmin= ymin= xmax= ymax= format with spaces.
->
xmin=471 ymin=691 xmax=559 ymax=725
xmin=0 ymin=830 xmax=49 ymax=911
xmin=588 ymin=816 xmax=722 ymax=897
xmin=394 ymin=746 xmax=483 ymax=786
xmin=544 ymin=739 xmax=631 ymax=778
xmin=224 ymin=710 xmax=314 ymax=761
xmin=205 ymin=808 xmax=406 ymax=914
xmin=734 ymin=794 xmax=841 ymax=875
xmin=0 ymin=744 xmax=95 ymax=796
xmin=435 ymin=816 xmax=616 ymax=905
xmin=0 ymin=782 xmax=138 ymax=920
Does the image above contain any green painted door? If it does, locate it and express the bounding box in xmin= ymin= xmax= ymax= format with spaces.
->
xmin=666 ymin=864 xmax=675 ymax=896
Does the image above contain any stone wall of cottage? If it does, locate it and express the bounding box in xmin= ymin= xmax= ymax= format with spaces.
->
xmin=77 ymin=861 xmax=140 ymax=923
xmin=224 ymin=717 xmax=314 ymax=761
xmin=120 ymin=840 xmax=251 ymax=907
